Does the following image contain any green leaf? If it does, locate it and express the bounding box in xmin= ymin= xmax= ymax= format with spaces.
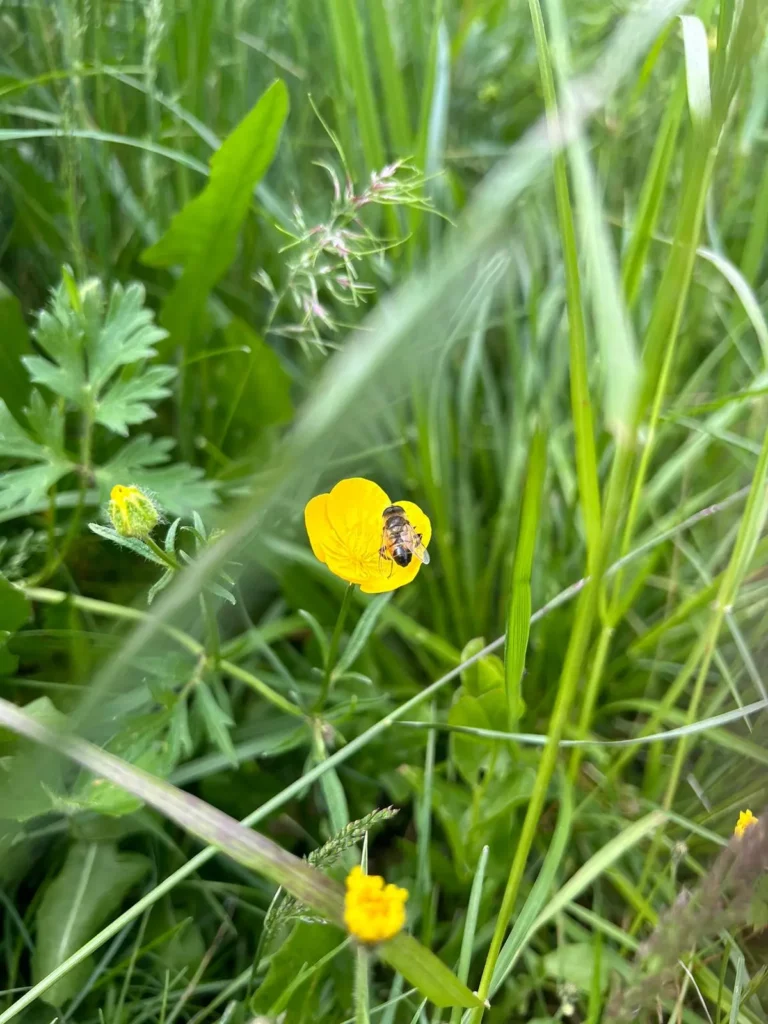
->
xmin=0 ymin=697 xmax=68 ymax=820
xmin=459 ymin=637 xmax=505 ymax=698
xmin=335 ymin=593 xmax=392 ymax=677
xmin=24 ymin=278 xmax=171 ymax=429
xmin=680 ymin=16 xmax=712 ymax=127
xmin=251 ymin=921 xmax=342 ymax=1016
xmin=448 ymin=690 xmax=506 ymax=786
xmin=0 ymin=399 xmax=48 ymax=460
xmin=97 ymin=435 xmax=218 ymax=515
xmin=86 ymin=282 xmax=169 ymax=392
xmin=542 ymin=943 xmax=631 ymax=993
xmin=382 ymin=933 xmax=485 ymax=1010
xmin=87 ymin=523 xmax=168 ymax=565
xmin=0 ymin=461 xmax=72 ymax=513
xmin=0 ymin=573 xmax=30 ymax=632
xmin=0 ymin=283 xmax=32 ymax=419
xmin=33 ymin=842 xmax=150 ymax=1006
xmin=142 ymin=80 xmax=289 ymax=347
xmin=195 ymin=681 xmax=237 ymax=767
xmin=504 ymin=427 xmax=547 ymax=727
xmin=215 ymin=318 xmax=293 ymax=452
xmin=95 ymin=365 xmax=176 ymax=435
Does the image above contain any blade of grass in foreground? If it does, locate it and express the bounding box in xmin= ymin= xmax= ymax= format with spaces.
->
xmin=0 ymin=697 xmax=482 ymax=1011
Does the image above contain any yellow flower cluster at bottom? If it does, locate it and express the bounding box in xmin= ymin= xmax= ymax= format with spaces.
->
xmin=734 ymin=809 xmax=759 ymax=838
xmin=344 ymin=865 xmax=408 ymax=944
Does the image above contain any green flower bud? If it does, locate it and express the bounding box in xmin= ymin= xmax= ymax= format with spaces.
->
xmin=108 ymin=484 xmax=159 ymax=539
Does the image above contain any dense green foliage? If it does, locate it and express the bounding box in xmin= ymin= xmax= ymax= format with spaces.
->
xmin=1 ymin=0 xmax=768 ymax=1021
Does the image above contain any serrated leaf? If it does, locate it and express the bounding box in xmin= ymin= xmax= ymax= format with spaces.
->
xmin=25 ymin=390 xmax=65 ymax=453
xmin=33 ymin=842 xmax=150 ymax=1006
xmin=98 ymin=435 xmax=218 ymax=516
xmin=0 ymin=461 xmax=71 ymax=512
xmin=95 ymin=364 xmax=176 ymax=435
xmin=141 ymin=80 xmax=289 ymax=348
xmin=88 ymin=523 xmax=168 ymax=565
xmin=0 ymin=399 xmax=46 ymax=460
xmin=0 ymin=400 xmax=71 ymax=511
xmin=86 ymin=282 xmax=168 ymax=391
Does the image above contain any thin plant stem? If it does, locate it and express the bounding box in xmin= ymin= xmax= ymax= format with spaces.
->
xmin=315 ymin=583 xmax=354 ymax=711
xmin=144 ymin=536 xmax=182 ymax=572
xmin=354 ymin=946 xmax=371 ymax=1024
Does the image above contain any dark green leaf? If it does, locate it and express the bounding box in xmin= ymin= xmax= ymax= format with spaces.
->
xmin=0 ymin=283 xmax=32 ymax=418
xmin=0 ymin=573 xmax=30 ymax=632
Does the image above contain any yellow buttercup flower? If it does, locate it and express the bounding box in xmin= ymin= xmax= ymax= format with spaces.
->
xmin=108 ymin=484 xmax=159 ymax=539
xmin=344 ymin=865 xmax=408 ymax=944
xmin=734 ymin=809 xmax=759 ymax=838
xmin=304 ymin=477 xmax=431 ymax=593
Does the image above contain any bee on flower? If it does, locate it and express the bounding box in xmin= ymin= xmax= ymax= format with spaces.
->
xmin=304 ymin=478 xmax=431 ymax=593
xmin=344 ymin=865 xmax=408 ymax=945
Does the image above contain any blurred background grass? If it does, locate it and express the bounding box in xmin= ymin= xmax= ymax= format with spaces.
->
xmin=1 ymin=0 xmax=768 ymax=1020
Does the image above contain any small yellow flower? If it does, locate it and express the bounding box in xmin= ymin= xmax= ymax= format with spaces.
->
xmin=108 ymin=484 xmax=159 ymax=539
xmin=344 ymin=865 xmax=408 ymax=945
xmin=734 ymin=809 xmax=759 ymax=838
xmin=304 ymin=477 xmax=431 ymax=593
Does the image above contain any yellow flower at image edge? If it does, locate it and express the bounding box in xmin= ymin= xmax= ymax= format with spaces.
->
xmin=304 ymin=477 xmax=431 ymax=593
xmin=108 ymin=484 xmax=159 ymax=539
xmin=734 ymin=809 xmax=759 ymax=838
xmin=344 ymin=865 xmax=408 ymax=944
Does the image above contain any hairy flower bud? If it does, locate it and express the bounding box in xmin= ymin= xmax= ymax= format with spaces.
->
xmin=108 ymin=484 xmax=159 ymax=539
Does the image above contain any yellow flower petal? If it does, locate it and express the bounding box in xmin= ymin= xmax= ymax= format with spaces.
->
xmin=304 ymin=493 xmax=332 ymax=565
xmin=344 ymin=865 xmax=408 ymax=945
xmin=734 ymin=809 xmax=758 ymax=837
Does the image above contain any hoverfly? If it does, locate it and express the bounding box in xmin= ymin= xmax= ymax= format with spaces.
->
xmin=379 ymin=504 xmax=430 ymax=573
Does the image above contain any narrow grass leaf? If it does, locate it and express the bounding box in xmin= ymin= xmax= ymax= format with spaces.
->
xmin=504 ymin=427 xmax=547 ymax=727
xmin=490 ymin=777 xmax=573 ymax=995
xmin=680 ymin=16 xmax=712 ymax=126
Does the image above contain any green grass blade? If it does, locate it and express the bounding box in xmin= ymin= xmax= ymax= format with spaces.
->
xmin=504 ymin=426 xmax=547 ymax=728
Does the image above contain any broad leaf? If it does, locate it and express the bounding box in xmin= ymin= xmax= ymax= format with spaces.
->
xmin=142 ymin=80 xmax=289 ymax=347
xmin=33 ymin=842 xmax=150 ymax=1005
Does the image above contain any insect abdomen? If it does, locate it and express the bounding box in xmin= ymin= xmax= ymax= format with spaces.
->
xmin=392 ymin=545 xmax=412 ymax=567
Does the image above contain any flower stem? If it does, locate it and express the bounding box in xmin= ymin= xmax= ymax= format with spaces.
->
xmin=314 ymin=583 xmax=354 ymax=712
xmin=354 ymin=946 xmax=370 ymax=1024
xmin=144 ymin=536 xmax=182 ymax=572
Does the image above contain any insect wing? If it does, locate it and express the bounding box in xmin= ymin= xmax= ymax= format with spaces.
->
xmin=406 ymin=524 xmax=430 ymax=565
